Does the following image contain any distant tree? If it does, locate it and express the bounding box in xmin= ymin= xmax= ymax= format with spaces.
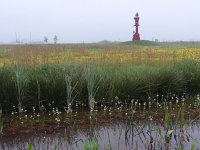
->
xmin=53 ymin=35 xmax=58 ymax=44
xmin=44 ymin=36 xmax=48 ymax=44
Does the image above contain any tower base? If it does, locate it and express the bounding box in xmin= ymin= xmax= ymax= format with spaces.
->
xmin=132 ymin=33 xmax=140 ymax=41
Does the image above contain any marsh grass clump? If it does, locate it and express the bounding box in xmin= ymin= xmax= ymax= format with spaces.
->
xmin=85 ymin=67 xmax=101 ymax=111
xmin=14 ymin=65 xmax=28 ymax=113
xmin=0 ymin=105 xmax=3 ymax=135
xmin=64 ymin=74 xmax=78 ymax=112
xmin=1 ymin=60 xmax=200 ymax=113
xmin=0 ymin=66 xmax=17 ymax=113
xmin=28 ymin=64 xmax=66 ymax=111
xmin=0 ymin=105 xmax=2 ymax=118
xmin=83 ymin=138 xmax=98 ymax=150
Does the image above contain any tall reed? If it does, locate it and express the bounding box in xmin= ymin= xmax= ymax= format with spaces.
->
xmin=14 ymin=65 xmax=28 ymax=113
xmin=85 ymin=67 xmax=101 ymax=111
xmin=64 ymin=74 xmax=78 ymax=111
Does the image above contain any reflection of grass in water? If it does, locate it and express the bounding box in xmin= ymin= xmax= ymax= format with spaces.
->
xmin=83 ymin=139 xmax=98 ymax=150
xmin=83 ymin=140 xmax=90 ymax=150
xmin=191 ymin=141 xmax=195 ymax=150
xmin=1 ymin=102 xmax=200 ymax=149
xmin=164 ymin=106 xmax=171 ymax=130
xmin=27 ymin=141 xmax=33 ymax=150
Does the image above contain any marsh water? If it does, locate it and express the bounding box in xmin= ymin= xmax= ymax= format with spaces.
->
xmin=1 ymin=104 xmax=200 ymax=150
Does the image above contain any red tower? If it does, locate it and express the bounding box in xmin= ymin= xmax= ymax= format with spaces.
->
xmin=132 ymin=13 xmax=140 ymax=41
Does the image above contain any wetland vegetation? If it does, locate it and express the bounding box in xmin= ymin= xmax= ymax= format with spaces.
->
xmin=1 ymin=42 xmax=200 ymax=149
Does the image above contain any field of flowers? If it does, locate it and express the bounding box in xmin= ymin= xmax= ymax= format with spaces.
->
xmin=1 ymin=43 xmax=200 ymax=66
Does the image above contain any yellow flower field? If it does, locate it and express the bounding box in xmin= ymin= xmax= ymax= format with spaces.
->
xmin=0 ymin=44 xmax=200 ymax=66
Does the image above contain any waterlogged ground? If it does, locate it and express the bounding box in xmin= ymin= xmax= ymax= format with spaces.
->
xmin=1 ymin=103 xmax=200 ymax=150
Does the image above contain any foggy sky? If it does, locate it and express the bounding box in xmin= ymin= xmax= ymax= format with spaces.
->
xmin=0 ymin=0 xmax=200 ymax=43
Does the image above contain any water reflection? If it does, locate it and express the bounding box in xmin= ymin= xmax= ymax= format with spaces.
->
xmin=1 ymin=106 xmax=200 ymax=150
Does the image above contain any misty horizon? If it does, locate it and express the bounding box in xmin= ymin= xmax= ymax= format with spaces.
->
xmin=1 ymin=0 xmax=200 ymax=43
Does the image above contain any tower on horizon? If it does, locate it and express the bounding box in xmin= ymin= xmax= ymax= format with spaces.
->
xmin=132 ymin=13 xmax=140 ymax=41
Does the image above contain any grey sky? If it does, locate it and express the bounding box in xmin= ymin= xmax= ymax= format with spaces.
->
xmin=0 ymin=0 xmax=200 ymax=43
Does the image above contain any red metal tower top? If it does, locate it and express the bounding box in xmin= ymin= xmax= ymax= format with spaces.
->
xmin=132 ymin=12 xmax=140 ymax=41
